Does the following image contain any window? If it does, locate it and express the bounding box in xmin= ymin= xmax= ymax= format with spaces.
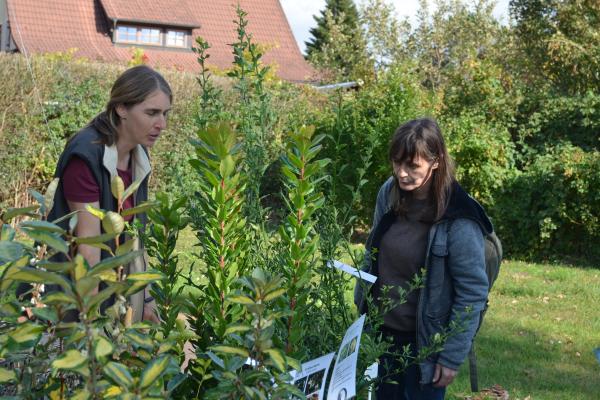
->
xmin=114 ymin=25 xmax=190 ymax=49
xmin=166 ymin=30 xmax=186 ymax=47
xmin=116 ymin=26 xmax=137 ymax=43
xmin=140 ymin=28 xmax=161 ymax=45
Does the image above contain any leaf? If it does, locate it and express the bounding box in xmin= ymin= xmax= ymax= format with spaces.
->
xmin=0 ymin=241 xmax=24 ymax=264
xmin=75 ymin=276 xmax=100 ymax=297
xmin=85 ymin=204 xmax=105 ymax=220
xmin=52 ymin=349 xmax=87 ymax=370
xmin=44 ymin=178 xmax=60 ymax=214
xmin=44 ymin=291 xmax=78 ymax=305
xmin=227 ymin=295 xmax=255 ymax=305
xmin=2 ymin=205 xmax=39 ymax=221
xmin=31 ymin=307 xmax=58 ymax=323
xmin=115 ymin=238 xmax=136 ymax=257
xmin=103 ymin=362 xmax=134 ymax=389
xmin=210 ymin=345 xmax=249 ymax=358
xmin=120 ymin=201 xmax=158 ymax=217
xmin=74 ymin=254 xmax=88 ymax=281
xmin=70 ymin=388 xmax=91 ymax=400
xmin=224 ymin=323 xmax=252 ymax=335
xmin=0 ymin=367 xmax=16 ymax=383
xmin=11 ymin=268 xmax=73 ymax=293
xmin=89 ymin=250 xmax=143 ymax=276
xmin=263 ymin=288 xmax=286 ymax=302
xmin=9 ymin=322 xmax=44 ymax=346
xmin=111 ymin=175 xmax=125 ymax=203
xmin=94 ymin=336 xmax=114 ymax=360
xmin=20 ymin=220 xmax=65 ymax=234
xmin=122 ymin=179 xmax=143 ymax=203
xmin=22 ymin=229 xmax=69 ymax=254
xmin=264 ymin=348 xmax=286 ymax=371
xmin=139 ymin=355 xmax=170 ymax=389
xmin=102 ymin=212 xmax=124 ymax=235
xmin=74 ymin=232 xmax=117 ymax=245
xmin=126 ymin=271 xmax=165 ymax=282
xmin=124 ymin=330 xmax=154 ymax=350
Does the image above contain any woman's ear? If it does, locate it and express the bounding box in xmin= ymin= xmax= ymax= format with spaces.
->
xmin=116 ymin=104 xmax=128 ymax=120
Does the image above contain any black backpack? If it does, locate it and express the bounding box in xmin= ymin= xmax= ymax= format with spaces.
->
xmin=445 ymin=220 xmax=503 ymax=392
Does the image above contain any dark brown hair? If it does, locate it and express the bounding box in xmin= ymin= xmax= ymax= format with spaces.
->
xmin=89 ymin=65 xmax=172 ymax=145
xmin=388 ymin=117 xmax=455 ymax=220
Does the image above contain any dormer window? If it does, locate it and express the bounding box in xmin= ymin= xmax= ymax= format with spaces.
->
xmin=114 ymin=24 xmax=190 ymax=49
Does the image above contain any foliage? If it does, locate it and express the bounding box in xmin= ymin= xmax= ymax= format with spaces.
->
xmin=0 ymin=178 xmax=178 ymax=399
xmin=495 ymin=144 xmax=600 ymax=262
xmin=305 ymin=0 xmax=361 ymax=58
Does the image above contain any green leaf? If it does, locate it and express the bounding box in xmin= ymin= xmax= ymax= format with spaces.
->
xmin=139 ymin=355 xmax=170 ymax=390
xmin=76 ymin=276 xmax=100 ymax=297
xmin=1 ymin=223 xmax=16 ymax=241
xmin=70 ymin=388 xmax=91 ymax=400
xmin=37 ymin=260 xmax=74 ymax=273
xmin=111 ymin=175 xmax=125 ymax=203
xmin=126 ymin=271 xmax=165 ymax=282
xmin=89 ymin=250 xmax=143 ymax=276
xmin=74 ymin=232 xmax=117 ymax=245
xmin=31 ymin=307 xmax=58 ymax=323
xmin=115 ymin=238 xmax=136 ymax=257
xmin=44 ymin=291 xmax=78 ymax=305
xmin=44 ymin=178 xmax=60 ymax=214
xmin=11 ymin=268 xmax=73 ymax=293
xmin=1 ymin=205 xmax=39 ymax=221
xmin=0 ymin=367 xmax=17 ymax=383
xmin=0 ymin=241 xmax=24 ymax=264
xmin=120 ymin=201 xmax=158 ymax=217
xmin=122 ymin=179 xmax=143 ymax=203
xmin=224 ymin=323 xmax=252 ymax=335
xmin=52 ymin=349 xmax=87 ymax=371
xmin=94 ymin=336 xmax=114 ymax=360
xmin=264 ymin=348 xmax=286 ymax=372
xmin=20 ymin=220 xmax=66 ymax=234
xmin=103 ymin=362 xmax=134 ymax=388
xmin=210 ymin=345 xmax=249 ymax=358
xmin=227 ymin=295 xmax=255 ymax=305
xmin=124 ymin=330 xmax=154 ymax=350
xmin=8 ymin=322 xmax=44 ymax=346
xmin=22 ymin=229 xmax=69 ymax=254
xmin=263 ymin=288 xmax=286 ymax=302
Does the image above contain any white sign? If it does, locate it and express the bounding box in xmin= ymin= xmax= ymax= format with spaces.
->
xmin=291 ymin=352 xmax=335 ymax=399
xmin=326 ymin=314 xmax=366 ymax=400
xmin=328 ymin=260 xmax=377 ymax=284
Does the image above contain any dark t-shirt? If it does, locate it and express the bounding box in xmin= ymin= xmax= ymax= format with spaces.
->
xmin=375 ymin=197 xmax=435 ymax=332
xmin=63 ymin=156 xmax=134 ymax=220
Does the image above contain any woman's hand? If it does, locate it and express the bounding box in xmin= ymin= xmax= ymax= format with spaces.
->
xmin=432 ymin=363 xmax=457 ymax=388
xmin=142 ymin=302 xmax=160 ymax=324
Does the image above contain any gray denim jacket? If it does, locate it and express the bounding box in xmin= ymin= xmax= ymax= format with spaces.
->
xmin=355 ymin=177 xmax=491 ymax=384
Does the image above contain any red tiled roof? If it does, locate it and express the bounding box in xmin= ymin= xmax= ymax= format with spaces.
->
xmin=99 ymin=0 xmax=199 ymax=28
xmin=6 ymin=0 xmax=314 ymax=82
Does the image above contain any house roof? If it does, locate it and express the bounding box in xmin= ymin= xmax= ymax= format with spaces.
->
xmin=6 ymin=0 xmax=314 ymax=82
xmin=99 ymin=0 xmax=200 ymax=28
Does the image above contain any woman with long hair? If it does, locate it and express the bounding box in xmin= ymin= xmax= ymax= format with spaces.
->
xmin=356 ymin=118 xmax=491 ymax=399
xmin=48 ymin=65 xmax=172 ymax=322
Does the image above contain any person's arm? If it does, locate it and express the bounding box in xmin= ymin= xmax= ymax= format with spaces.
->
xmin=67 ymin=200 xmax=101 ymax=295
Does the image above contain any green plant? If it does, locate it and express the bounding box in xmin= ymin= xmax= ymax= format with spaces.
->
xmin=0 ymin=178 xmax=178 ymax=399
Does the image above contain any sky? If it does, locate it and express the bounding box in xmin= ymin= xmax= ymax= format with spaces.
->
xmin=280 ymin=0 xmax=510 ymax=54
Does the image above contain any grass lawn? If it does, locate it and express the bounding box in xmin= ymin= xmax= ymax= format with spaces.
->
xmin=174 ymin=229 xmax=599 ymax=399
xmin=447 ymin=261 xmax=600 ymax=400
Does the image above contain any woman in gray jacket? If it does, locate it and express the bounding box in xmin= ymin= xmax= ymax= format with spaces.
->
xmin=356 ymin=118 xmax=491 ymax=399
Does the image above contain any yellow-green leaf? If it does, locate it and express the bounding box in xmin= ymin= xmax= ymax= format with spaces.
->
xmin=102 ymin=212 xmax=124 ymax=235
xmin=52 ymin=349 xmax=87 ymax=370
xmin=264 ymin=348 xmax=286 ymax=371
xmin=85 ymin=204 xmax=105 ymax=220
xmin=122 ymin=179 xmax=142 ymax=203
xmin=70 ymin=388 xmax=91 ymax=400
xmin=227 ymin=295 xmax=255 ymax=305
xmin=115 ymin=238 xmax=136 ymax=257
xmin=0 ymin=367 xmax=16 ymax=383
xmin=124 ymin=330 xmax=154 ymax=350
xmin=2 ymin=205 xmax=39 ymax=221
xmin=20 ymin=220 xmax=65 ymax=234
xmin=139 ymin=355 xmax=170 ymax=389
xmin=103 ymin=386 xmax=122 ymax=398
xmin=126 ymin=271 xmax=165 ymax=282
xmin=120 ymin=201 xmax=158 ymax=217
xmin=210 ymin=345 xmax=249 ymax=358
xmin=263 ymin=288 xmax=286 ymax=302
xmin=44 ymin=178 xmax=60 ymax=214
xmin=23 ymin=230 xmax=69 ymax=254
xmin=90 ymin=250 xmax=143 ymax=276
xmin=74 ymin=254 xmax=87 ymax=281
xmin=111 ymin=175 xmax=125 ymax=203
xmin=9 ymin=322 xmax=44 ymax=345
xmin=224 ymin=324 xmax=252 ymax=335
xmin=103 ymin=362 xmax=134 ymax=388
xmin=74 ymin=232 xmax=117 ymax=245
xmin=94 ymin=336 xmax=114 ymax=359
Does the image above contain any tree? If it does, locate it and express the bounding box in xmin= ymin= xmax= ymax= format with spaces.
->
xmin=305 ymin=0 xmax=361 ymax=58
xmin=510 ymin=0 xmax=600 ymax=94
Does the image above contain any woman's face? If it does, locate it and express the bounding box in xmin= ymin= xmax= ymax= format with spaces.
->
xmin=117 ymin=89 xmax=171 ymax=148
xmin=392 ymin=154 xmax=438 ymax=197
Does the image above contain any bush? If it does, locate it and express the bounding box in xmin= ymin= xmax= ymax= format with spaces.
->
xmin=496 ymin=144 xmax=600 ymax=263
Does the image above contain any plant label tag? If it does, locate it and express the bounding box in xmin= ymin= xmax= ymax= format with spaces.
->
xmin=329 ymin=260 xmax=377 ymax=283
